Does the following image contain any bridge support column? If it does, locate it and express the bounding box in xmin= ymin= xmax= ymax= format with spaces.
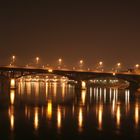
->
xmin=75 ymin=80 xmax=87 ymax=90
xmin=128 ymin=82 xmax=139 ymax=91
xmin=10 ymin=79 xmax=16 ymax=89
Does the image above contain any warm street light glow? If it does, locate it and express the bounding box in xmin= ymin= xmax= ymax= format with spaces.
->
xmin=12 ymin=55 xmax=15 ymax=60
xmin=99 ymin=61 xmax=103 ymax=66
xmin=10 ymin=79 xmax=15 ymax=89
xmin=81 ymin=81 xmax=86 ymax=90
xmin=11 ymin=55 xmax=16 ymax=66
xmin=36 ymin=57 xmax=40 ymax=64
xmin=10 ymin=90 xmax=15 ymax=105
xmin=58 ymin=58 xmax=63 ymax=67
xmin=58 ymin=58 xmax=62 ymax=63
xmin=80 ymin=60 xmax=83 ymax=64
xmin=117 ymin=63 xmax=121 ymax=67
xmin=113 ymin=72 xmax=116 ymax=76
xmin=48 ymin=69 xmax=53 ymax=73
xmin=135 ymin=64 xmax=139 ymax=68
xmin=79 ymin=60 xmax=84 ymax=70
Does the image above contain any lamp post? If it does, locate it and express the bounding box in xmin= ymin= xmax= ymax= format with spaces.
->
xmin=79 ymin=60 xmax=84 ymax=70
xmin=135 ymin=64 xmax=139 ymax=73
xmin=116 ymin=63 xmax=121 ymax=72
xmin=97 ymin=61 xmax=103 ymax=72
xmin=36 ymin=57 xmax=40 ymax=65
xmin=11 ymin=55 xmax=16 ymax=66
xmin=58 ymin=58 xmax=62 ymax=69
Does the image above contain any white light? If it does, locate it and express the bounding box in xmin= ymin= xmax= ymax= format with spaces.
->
xmin=48 ymin=69 xmax=53 ymax=73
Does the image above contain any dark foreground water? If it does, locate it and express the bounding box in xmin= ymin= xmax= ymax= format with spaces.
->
xmin=0 ymin=81 xmax=140 ymax=140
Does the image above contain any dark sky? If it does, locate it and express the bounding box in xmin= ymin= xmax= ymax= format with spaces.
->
xmin=0 ymin=0 xmax=140 ymax=68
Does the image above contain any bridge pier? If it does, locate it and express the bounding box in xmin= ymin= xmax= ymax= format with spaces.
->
xmin=75 ymin=80 xmax=87 ymax=90
xmin=10 ymin=79 xmax=16 ymax=89
xmin=128 ymin=82 xmax=139 ymax=91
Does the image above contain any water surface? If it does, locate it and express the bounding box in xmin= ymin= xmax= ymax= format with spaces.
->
xmin=0 ymin=81 xmax=140 ymax=140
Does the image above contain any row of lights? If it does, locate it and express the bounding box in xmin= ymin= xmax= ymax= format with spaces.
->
xmin=10 ymin=56 xmax=140 ymax=70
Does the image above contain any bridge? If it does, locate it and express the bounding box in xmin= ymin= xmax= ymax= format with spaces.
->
xmin=0 ymin=66 xmax=140 ymax=90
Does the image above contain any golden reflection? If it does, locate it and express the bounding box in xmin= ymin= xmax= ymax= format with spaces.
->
xmin=112 ymin=100 xmax=116 ymax=116
xmin=26 ymin=82 xmax=31 ymax=95
xmin=47 ymin=100 xmax=52 ymax=120
xmin=125 ymin=90 xmax=130 ymax=114
xmin=95 ymin=88 xmax=99 ymax=102
xmin=25 ymin=106 xmax=31 ymax=119
xmin=57 ymin=106 xmax=62 ymax=129
xmin=116 ymin=104 xmax=121 ymax=128
xmin=53 ymin=82 xmax=57 ymax=98
xmin=35 ymin=82 xmax=39 ymax=96
xmin=125 ymin=90 xmax=130 ymax=105
xmin=62 ymin=83 xmax=66 ymax=99
xmin=104 ymin=88 xmax=106 ymax=103
xmin=78 ymin=108 xmax=83 ymax=132
xmin=10 ymin=79 xmax=16 ymax=89
xmin=98 ymin=105 xmax=103 ymax=130
xmin=46 ymin=82 xmax=48 ymax=98
xmin=110 ymin=88 xmax=112 ymax=102
xmin=72 ymin=105 xmax=75 ymax=115
xmin=25 ymin=106 xmax=28 ymax=117
xmin=90 ymin=88 xmax=92 ymax=102
xmin=99 ymin=88 xmax=102 ymax=101
xmin=8 ymin=106 xmax=14 ymax=131
xmin=34 ymin=107 xmax=39 ymax=130
xmin=10 ymin=90 xmax=15 ymax=105
xmin=81 ymin=90 xmax=86 ymax=105
xmin=115 ymin=89 xmax=118 ymax=102
xmin=135 ymin=103 xmax=139 ymax=127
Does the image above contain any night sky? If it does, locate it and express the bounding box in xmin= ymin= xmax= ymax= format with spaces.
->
xmin=0 ymin=0 xmax=140 ymax=68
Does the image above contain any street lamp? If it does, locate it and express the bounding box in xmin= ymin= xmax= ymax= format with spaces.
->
xmin=99 ymin=61 xmax=103 ymax=66
xmin=115 ymin=62 xmax=121 ymax=72
xmin=11 ymin=55 xmax=16 ymax=66
xmin=79 ymin=60 xmax=84 ymax=70
xmin=135 ymin=64 xmax=139 ymax=69
xmin=36 ymin=57 xmax=40 ymax=65
xmin=97 ymin=61 xmax=103 ymax=71
xmin=57 ymin=58 xmax=63 ymax=69
xmin=135 ymin=64 xmax=139 ymax=73
xmin=117 ymin=63 xmax=121 ymax=67
xmin=58 ymin=58 xmax=62 ymax=65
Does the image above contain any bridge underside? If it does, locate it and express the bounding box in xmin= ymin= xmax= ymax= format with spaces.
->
xmin=0 ymin=67 xmax=140 ymax=90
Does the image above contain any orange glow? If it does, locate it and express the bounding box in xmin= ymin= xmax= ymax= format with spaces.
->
xmin=81 ymin=81 xmax=86 ymax=89
xmin=47 ymin=100 xmax=52 ymax=120
xmin=34 ymin=108 xmax=39 ymax=130
xmin=98 ymin=105 xmax=103 ymax=130
xmin=81 ymin=90 xmax=86 ymax=105
xmin=135 ymin=103 xmax=139 ymax=127
xmin=78 ymin=108 xmax=83 ymax=132
xmin=8 ymin=106 xmax=14 ymax=131
xmin=10 ymin=79 xmax=15 ymax=88
xmin=116 ymin=105 xmax=121 ymax=128
xmin=48 ymin=69 xmax=53 ymax=73
xmin=10 ymin=90 xmax=15 ymax=105
xmin=57 ymin=106 xmax=62 ymax=129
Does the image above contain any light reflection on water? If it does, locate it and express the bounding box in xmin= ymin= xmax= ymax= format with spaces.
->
xmin=0 ymin=81 xmax=140 ymax=139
